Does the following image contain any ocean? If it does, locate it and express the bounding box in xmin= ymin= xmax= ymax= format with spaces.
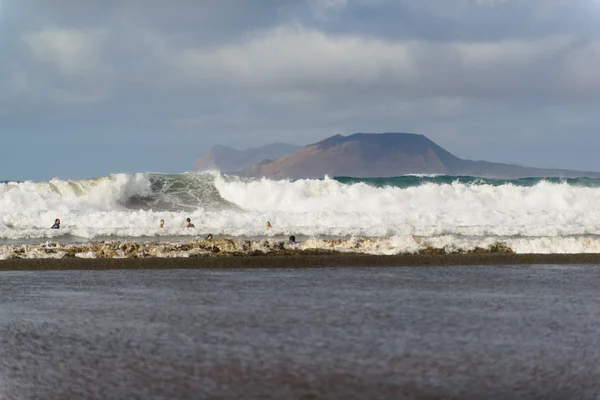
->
xmin=3 ymin=175 xmax=600 ymax=399
xmin=2 ymin=172 xmax=600 ymax=254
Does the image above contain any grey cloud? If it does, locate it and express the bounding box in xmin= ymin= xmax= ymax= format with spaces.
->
xmin=314 ymin=0 xmax=597 ymax=41
xmin=22 ymin=27 xmax=108 ymax=76
xmin=173 ymin=26 xmax=600 ymax=102
xmin=8 ymin=0 xmax=300 ymax=40
xmin=2 ymin=0 xmax=600 ymax=179
xmin=5 ymin=0 xmax=599 ymax=107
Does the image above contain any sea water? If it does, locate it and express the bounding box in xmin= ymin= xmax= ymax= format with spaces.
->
xmin=1 ymin=266 xmax=599 ymax=399
xmin=3 ymin=172 xmax=600 ymax=253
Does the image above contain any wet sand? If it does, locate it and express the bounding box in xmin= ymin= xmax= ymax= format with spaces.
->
xmin=4 ymin=252 xmax=600 ymax=271
xmin=3 ymin=266 xmax=600 ymax=399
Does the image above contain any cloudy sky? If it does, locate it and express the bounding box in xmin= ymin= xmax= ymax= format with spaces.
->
xmin=1 ymin=0 xmax=600 ymax=180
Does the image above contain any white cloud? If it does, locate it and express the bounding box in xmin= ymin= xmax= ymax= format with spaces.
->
xmin=174 ymin=25 xmax=600 ymax=101
xmin=177 ymin=26 xmax=413 ymax=89
xmin=23 ymin=27 xmax=109 ymax=76
xmin=312 ymin=0 xmax=349 ymax=8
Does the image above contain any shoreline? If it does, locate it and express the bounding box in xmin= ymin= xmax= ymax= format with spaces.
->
xmin=3 ymin=253 xmax=600 ymax=271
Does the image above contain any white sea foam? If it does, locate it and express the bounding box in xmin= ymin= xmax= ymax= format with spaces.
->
xmin=2 ymin=172 xmax=600 ymax=254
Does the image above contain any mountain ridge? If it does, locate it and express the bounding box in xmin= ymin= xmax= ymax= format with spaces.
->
xmin=230 ymin=132 xmax=600 ymax=179
xmin=194 ymin=142 xmax=301 ymax=173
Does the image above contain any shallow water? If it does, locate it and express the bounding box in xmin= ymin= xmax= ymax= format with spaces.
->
xmin=0 ymin=233 xmax=312 ymax=246
xmin=1 ymin=265 xmax=600 ymax=399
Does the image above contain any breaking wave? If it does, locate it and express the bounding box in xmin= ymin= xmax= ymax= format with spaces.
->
xmin=2 ymin=171 xmax=600 ymax=254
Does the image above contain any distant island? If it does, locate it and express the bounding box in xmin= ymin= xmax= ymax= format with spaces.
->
xmin=195 ymin=132 xmax=600 ymax=179
xmin=194 ymin=143 xmax=301 ymax=173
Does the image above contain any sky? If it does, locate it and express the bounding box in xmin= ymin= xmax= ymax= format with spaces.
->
xmin=1 ymin=0 xmax=600 ymax=180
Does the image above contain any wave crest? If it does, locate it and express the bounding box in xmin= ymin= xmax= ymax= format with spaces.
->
xmin=2 ymin=172 xmax=600 ymax=251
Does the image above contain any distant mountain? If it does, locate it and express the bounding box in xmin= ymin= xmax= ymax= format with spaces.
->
xmin=235 ymin=133 xmax=600 ymax=179
xmin=195 ymin=143 xmax=301 ymax=173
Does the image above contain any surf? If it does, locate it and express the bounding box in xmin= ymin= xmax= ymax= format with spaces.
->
xmin=2 ymin=171 xmax=600 ymax=254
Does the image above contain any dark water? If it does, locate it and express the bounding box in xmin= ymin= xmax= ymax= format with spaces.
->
xmin=1 ymin=266 xmax=600 ymax=400
xmin=334 ymin=175 xmax=600 ymax=188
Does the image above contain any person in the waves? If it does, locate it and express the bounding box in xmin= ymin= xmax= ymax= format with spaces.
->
xmin=51 ymin=218 xmax=60 ymax=229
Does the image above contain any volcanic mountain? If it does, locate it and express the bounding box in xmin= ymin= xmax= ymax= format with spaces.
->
xmin=232 ymin=132 xmax=600 ymax=179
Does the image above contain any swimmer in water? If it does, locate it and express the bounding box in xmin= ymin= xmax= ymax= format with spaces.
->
xmin=160 ymin=219 xmax=165 ymax=228
xmin=51 ymin=218 xmax=60 ymax=229
xmin=205 ymin=234 xmax=213 ymax=240
xmin=185 ymin=218 xmax=195 ymax=228
xmin=266 ymin=221 xmax=272 ymax=229
xmin=289 ymin=235 xmax=296 ymax=244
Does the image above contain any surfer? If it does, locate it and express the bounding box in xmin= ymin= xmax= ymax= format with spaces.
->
xmin=205 ymin=234 xmax=213 ymax=240
xmin=51 ymin=218 xmax=60 ymax=229
xmin=266 ymin=221 xmax=272 ymax=229
xmin=185 ymin=218 xmax=195 ymax=228
xmin=159 ymin=219 xmax=165 ymax=228
xmin=289 ymin=235 xmax=296 ymax=244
